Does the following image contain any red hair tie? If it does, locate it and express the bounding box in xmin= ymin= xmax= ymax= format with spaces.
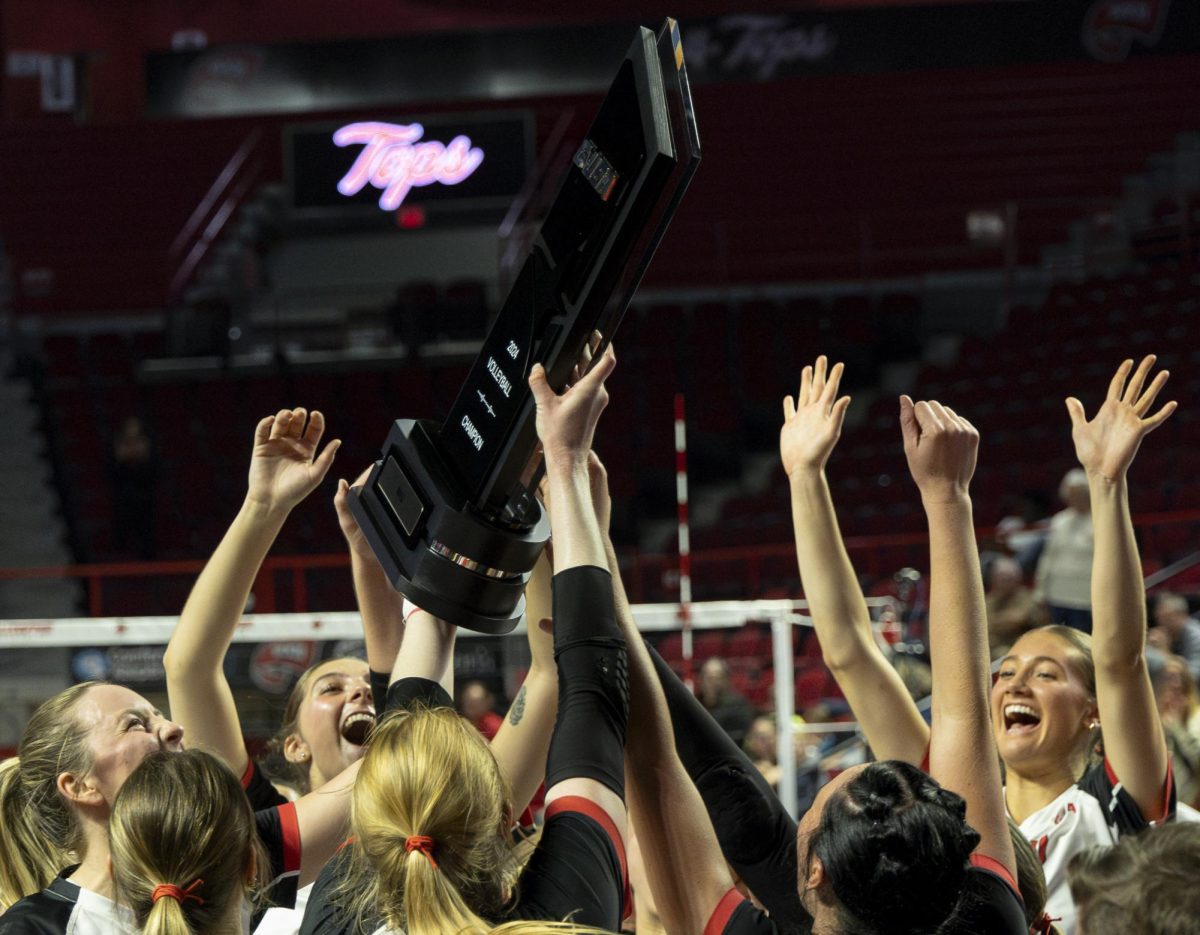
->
xmin=405 ymin=834 xmax=439 ymax=869
xmin=1031 ymin=913 xmax=1061 ymax=935
xmin=151 ymin=878 xmax=205 ymax=906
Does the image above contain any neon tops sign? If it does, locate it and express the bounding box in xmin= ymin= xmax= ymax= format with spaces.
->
xmin=333 ymin=121 xmax=485 ymax=210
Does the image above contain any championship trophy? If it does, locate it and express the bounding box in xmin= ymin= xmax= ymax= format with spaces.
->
xmin=349 ymin=19 xmax=701 ymax=632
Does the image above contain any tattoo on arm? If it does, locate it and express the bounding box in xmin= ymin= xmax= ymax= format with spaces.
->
xmin=508 ymin=685 xmax=527 ymax=726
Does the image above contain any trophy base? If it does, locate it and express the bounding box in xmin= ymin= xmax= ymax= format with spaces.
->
xmin=348 ymin=419 xmax=549 ymax=635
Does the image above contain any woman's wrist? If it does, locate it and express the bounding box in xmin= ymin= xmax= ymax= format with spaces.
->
xmin=239 ymin=494 xmax=292 ymax=526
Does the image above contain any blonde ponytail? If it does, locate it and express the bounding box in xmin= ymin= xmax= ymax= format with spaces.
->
xmin=335 ymin=707 xmax=612 ymax=935
xmin=143 ymin=891 xmax=194 ymax=935
xmin=0 ymin=682 xmax=101 ymax=909
xmin=0 ymin=757 xmax=68 ymax=909
xmin=110 ymin=749 xmax=267 ymax=935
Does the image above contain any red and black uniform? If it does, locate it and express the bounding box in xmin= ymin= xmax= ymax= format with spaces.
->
xmin=703 ymin=856 xmax=1025 ymax=935
xmin=302 ymin=565 xmax=629 ymax=935
xmin=0 ymin=803 xmax=302 ymax=935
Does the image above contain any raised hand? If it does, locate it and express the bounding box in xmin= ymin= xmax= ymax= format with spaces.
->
xmin=246 ymin=408 xmax=340 ymax=513
xmin=899 ymin=397 xmax=979 ymax=504
xmin=528 ymin=343 xmax=616 ymax=470
xmin=780 ymin=355 xmax=851 ymax=478
xmin=1066 ymin=355 xmax=1176 ymax=483
xmin=335 ymin=465 xmax=375 ymax=560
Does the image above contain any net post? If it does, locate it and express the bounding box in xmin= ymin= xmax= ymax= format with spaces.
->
xmin=772 ymin=612 xmax=798 ymax=818
xmin=674 ymin=392 xmax=693 ymax=687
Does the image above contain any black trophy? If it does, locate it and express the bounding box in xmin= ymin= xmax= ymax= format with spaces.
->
xmin=350 ymin=18 xmax=701 ymax=633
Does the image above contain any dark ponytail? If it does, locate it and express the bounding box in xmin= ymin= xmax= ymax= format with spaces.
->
xmin=811 ymin=761 xmax=980 ymax=935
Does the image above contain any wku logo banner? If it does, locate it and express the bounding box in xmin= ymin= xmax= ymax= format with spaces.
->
xmin=1082 ymin=0 xmax=1172 ymax=62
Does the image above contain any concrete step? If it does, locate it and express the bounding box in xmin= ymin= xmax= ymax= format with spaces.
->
xmin=0 ymin=462 xmax=58 ymax=489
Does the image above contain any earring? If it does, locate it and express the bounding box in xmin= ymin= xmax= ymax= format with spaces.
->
xmin=1089 ymin=720 xmax=1100 ymax=730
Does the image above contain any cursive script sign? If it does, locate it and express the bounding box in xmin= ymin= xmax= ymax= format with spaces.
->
xmin=683 ymin=14 xmax=837 ymax=81
xmin=333 ymin=121 xmax=485 ymax=210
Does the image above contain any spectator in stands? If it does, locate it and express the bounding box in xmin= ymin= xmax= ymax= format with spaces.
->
xmin=1034 ymin=468 xmax=1094 ymax=632
xmin=1153 ymin=655 xmax=1200 ymax=808
xmin=1067 ymin=822 xmax=1200 ymax=935
xmin=108 ymin=416 xmax=158 ymax=559
xmin=697 ymin=657 xmax=756 ymax=747
xmin=986 ymin=555 xmax=1041 ymax=657
xmin=995 ymin=490 xmax=1052 ymax=576
xmin=1147 ymin=592 xmax=1200 ymax=683
xmin=743 ymin=714 xmax=780 ymax=789
xmin=458 ymin=680 xmax=504 ymax=741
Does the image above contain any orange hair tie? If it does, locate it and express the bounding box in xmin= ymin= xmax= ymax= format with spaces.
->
xmin=151 ymin=878 xmax=205 ymax=906
xmin=1032 ymin=913 xmax=1061 ymax=935
xmin=405 ymin=834 xmax=439 ymax=868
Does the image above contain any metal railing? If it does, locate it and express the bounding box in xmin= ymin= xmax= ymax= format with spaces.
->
xmin=167 ymin=128 xmax=265 ymax=303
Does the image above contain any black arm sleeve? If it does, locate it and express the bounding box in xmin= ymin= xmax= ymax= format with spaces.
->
xmin=385 ymin=676 xmax=453 ymax=714
xmin=544 ymin=565 xmax=629 ymax=799
xmin=369 ymin=668 xmax=391 ymax=714
xmin=648 ymin=644 xmax=810 ymax=935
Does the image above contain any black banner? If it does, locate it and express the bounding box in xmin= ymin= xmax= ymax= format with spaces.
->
xmin=287 ymin=113 xmax=532 ymax=218
xmin=146 ymin=1 xmax=1197 ymax=119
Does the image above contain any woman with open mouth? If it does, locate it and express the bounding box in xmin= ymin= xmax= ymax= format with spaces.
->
xmin=988 ymin=356 xmax=1177 ymax=934
xmin=773 ymin=355 xmax=1177 ymax=935
xmin=161 ymin=406 xmax=377 ymax=934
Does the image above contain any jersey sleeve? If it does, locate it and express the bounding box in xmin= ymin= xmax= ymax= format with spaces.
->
xmin=509 ymin=796 xmax=626 ymax=932
xmin=1076 ymin=756 xmax=1176 ymax=835
xmin=255 ymin=802 xmax=303 ymax=911
xmin=241 ymin=757 xmax=288 ymax=811
xmin=646 ymin=645 xmax=807 ymax=932
xmin=369 ymin=668 xmax=391 ymax=714
xmin=703 ymin=888 xmax=782 ymax=935
xmin=297 ymin=846 xmax=375 ymax=935
xmin=943 ymin=864 xmax=1027 ymax=935
xmin=384 ymin=676 xmax=453 ymax=714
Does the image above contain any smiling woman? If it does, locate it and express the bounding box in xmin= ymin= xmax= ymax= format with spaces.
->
xmin=988 ymin=356 xmax=1179 ymax=935
xmin=0 ymin=684 xmax=211 ymax=932
xmin=263 ymin=658 xmax=377 ymax=796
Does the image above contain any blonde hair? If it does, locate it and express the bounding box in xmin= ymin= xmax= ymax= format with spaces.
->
xmin=1030 ymin=625 xmax=1103 ymax=768
xmin=0 ymin=758 xmax=68 ymax=910
xmin=0 ymin=682 xmax=100 ymax=907
xmin=109 ymin=749 xmax=268 ymax=935
xmin=337 ymin=706 xmax=610 ymax=935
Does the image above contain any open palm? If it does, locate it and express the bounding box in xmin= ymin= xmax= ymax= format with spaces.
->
xmin=780 ymin=356 xmax=851 ymax=478
xmin=247 ymin=408 xmax=340 ymax=512
xmin=1066 ymin=356 xmax=1176 ymax=482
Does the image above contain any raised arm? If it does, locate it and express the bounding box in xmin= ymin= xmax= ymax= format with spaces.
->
xmin=164 ymin=409 xmax=339 ymax=773
xmin=781 ymin=356 xmax=929 ymax=765
xmin=1066 ymin=355 xmax=1175 ymax=819
xmin=527 ymin=344 xmax=627 ymax=834
xmin=900 ymin=396 xmax=1015 ymax=880
xmin=585 ymin=452 xmax=738 ymax=935
xmin=336 ymin=466 xmax=405 ymax=679
xmin=488 ymin=550 xmax=558 ymax=816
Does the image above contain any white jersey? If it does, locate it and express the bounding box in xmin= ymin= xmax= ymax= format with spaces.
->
xmin=254 ymin=882 xmax=313 ymax=934
xmin=1014 ymin=758 xmax=1175 ymax=935
xmin=64 ymin=887 xmax=136 ymax=935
